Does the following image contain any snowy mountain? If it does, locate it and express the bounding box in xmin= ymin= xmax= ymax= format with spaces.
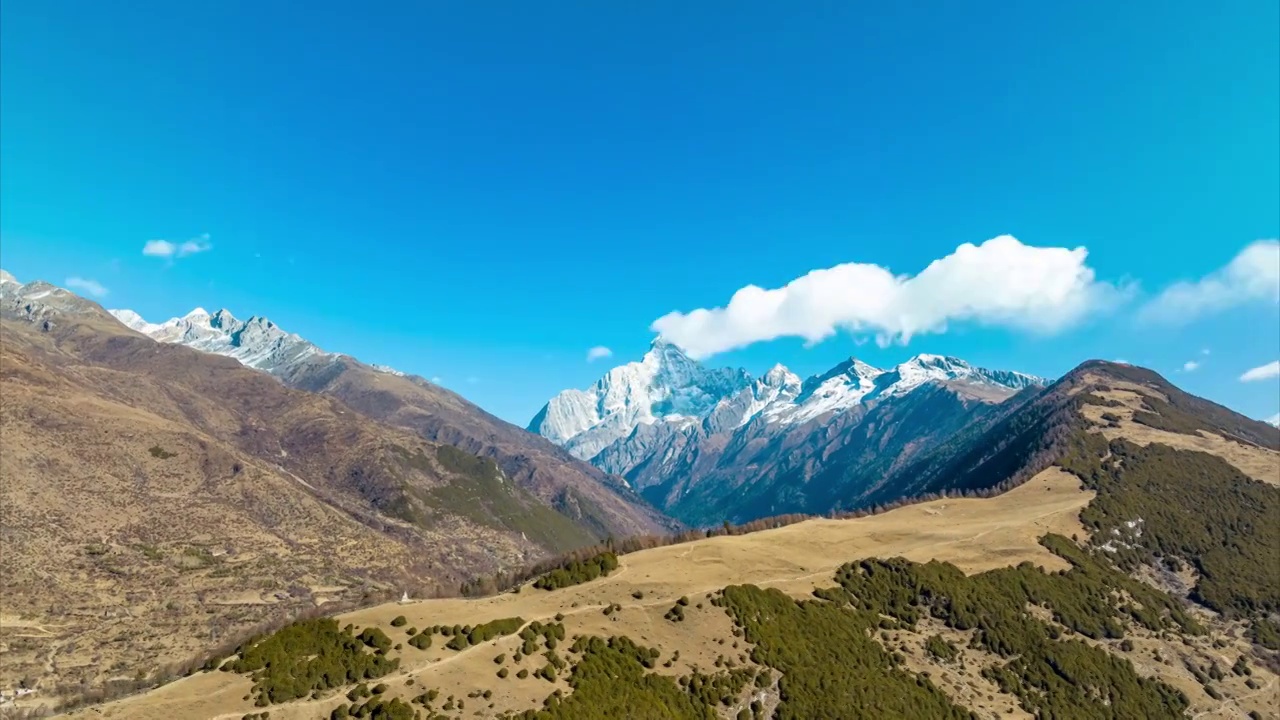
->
xmin=530 ymin=341 xmax=1047 ymax=525
xmin=110 ymin=306 xmax=345 ymax=374
xmin=1 ymin=270 xmax=109 ymax=323
xmin=533 ymin=346 xmax=1044 ymax=462
xmin=528 ymin=338 xmax=752 ymax=461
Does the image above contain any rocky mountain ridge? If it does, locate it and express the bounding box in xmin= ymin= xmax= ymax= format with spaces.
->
xmin=531 ymin=340 xmax=1047 ymax=525
xmin=3 ymin=272 xmax=676 ymax=542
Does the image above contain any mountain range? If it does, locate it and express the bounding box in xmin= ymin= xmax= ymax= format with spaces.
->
xmin=530 ymin=340 xmax=1048 ymax=525
xmin=4 ymin=270 xmax=1279 ymax=719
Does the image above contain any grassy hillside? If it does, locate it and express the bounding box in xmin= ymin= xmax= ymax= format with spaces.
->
xmin=0 ymin=302 xmax=624 ymax=711
xmin=28 ymin=361 xmax=1280 ymax=719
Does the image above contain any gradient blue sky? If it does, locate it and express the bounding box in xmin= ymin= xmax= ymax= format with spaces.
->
xmin=2 ymin=1 xmax=1277 ymax=424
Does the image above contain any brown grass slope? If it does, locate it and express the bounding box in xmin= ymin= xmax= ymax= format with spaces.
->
xmin=281 ymin=357 xmax=677 ymax=541
xmin=0 ymin=290 xmax=610 ymax=704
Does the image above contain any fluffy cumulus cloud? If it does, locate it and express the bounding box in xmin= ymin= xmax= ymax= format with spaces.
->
xmin=143 ymin=233 xmax=213 ymax=260
xmin=650 ymin=235 xmax=1125 ymax=359
xmin=65 ymin=276 xmax=108 ymax=297
xmin=1182 ymin=360 xmax=1200 ymax=372
xmin=586 ymin=346 xmax=613 ymax=362
xmin=1140 ymin=240 xmax=1280 ymax=323
xmin=1267 ymin=413 xmax=1280 ymax=428
xmin=1240 ymin=361 xmax=1280 ymax=383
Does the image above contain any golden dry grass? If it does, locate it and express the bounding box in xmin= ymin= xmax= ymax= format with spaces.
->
xmin=1082 ymin=388 xmax=1280 ymax=485
xmin=62 ymin=468 xmax=1094 ymax=720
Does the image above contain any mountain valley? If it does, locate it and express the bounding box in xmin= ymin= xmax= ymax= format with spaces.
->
xmin=1 ymin=274 xmax=1277 ymax=720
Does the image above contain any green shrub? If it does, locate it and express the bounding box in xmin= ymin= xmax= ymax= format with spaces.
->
xmin=445 ymin=616 xmax=524 ymax=651
xmin=533 ymin=552 xmax=619 ymax=590
xmin=924 ymin=635 xmax=959 ymax=663
xmin=227 ymin=619 xmax=399 ymax=706
xmin=407 ymin=631 xmax=432 ymax=650
xmin=390 ymin=616 xmax=407 ymax=627
xmin=357 ymin=627 xmax=392 ymax=653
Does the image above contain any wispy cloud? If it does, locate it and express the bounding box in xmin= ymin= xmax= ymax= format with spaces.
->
xmin=1181 ymin=360 xmax=1200 ymax=372
xmin=1140 ymin=240 xmax=1280 ymax=323
xmin=466 ymin=376 xmax=480 ymax=384
xmin=1240 ymin=360 xmax=1280 ymax=383
xmin=586 ymin=346 xmax=613 ymax=362
xmin=65 ymin=276 xmax=109 ymax=297
xmin=651 ymin=235 xmax=1127 ymax=359
xmin=142 ymin=233 xmax=213 ymax=260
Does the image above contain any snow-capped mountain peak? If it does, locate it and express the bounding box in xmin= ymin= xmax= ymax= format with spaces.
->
xmin=528 ymin=337 xmax=753 ymax=461
xmin=108 ymin=305 xmax=336 ymax=374
xmin=762 ymin=363 xmax=801 ymax=388
xmin=532 ymin=348 xmax=1048 ymax=457
xmin=778 ymin=357 xmax=886 ymax=424
xmin=883 ymin=354 xmax=1044 ymax=397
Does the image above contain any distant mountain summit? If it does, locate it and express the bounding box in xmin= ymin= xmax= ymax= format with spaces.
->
xmin=528 ymin=338 xmax=752 ymax=460
xmin=110 ymin=306 xmax=340 ymax=375
xmin=530 ymin=341 xmax=1046 ymax=524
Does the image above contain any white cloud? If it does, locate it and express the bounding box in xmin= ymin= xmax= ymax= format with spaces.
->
xmin=430 ymin=376 xmax=443 ymax=384
xmin=1240 ymin=360 xmax=1280 ymax=383
xmin=142 ymin=233 xmax=212 ymax=260
xmin=650 ymin=235 xmax=1125 ymax=359
xmin=65 ymin=276 xmax=108 ymax=297
xmin=1266 ymin=413 xmax=1279 ymax=428
xmin=1140 ymin=240 xmax=1280 ymax=323
xmin=1182 ymin=360 xmax=1200 ymax=372
xmin=586 ymin=346 xmax=613 ymax=362
xmin=1201 ymin=348 xmax=1211 ymax=356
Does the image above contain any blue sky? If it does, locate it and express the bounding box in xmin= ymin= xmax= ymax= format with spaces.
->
xmin=2 ymin=1 xmax=1277 ymax=425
